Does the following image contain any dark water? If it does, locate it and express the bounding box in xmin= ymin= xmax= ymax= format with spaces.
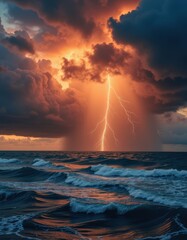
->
xmin=0 ymin=152 xmax=186 ymax=240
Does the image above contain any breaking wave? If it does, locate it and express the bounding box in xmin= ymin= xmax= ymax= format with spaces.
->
xmin=65 ymin=173 xmax=118 ymax=187
xmin=91 ymin=164 xmax=187 ymax=178
xmin=70 ymin=198 xmax=138 ymax=215
xmin=127 ymin=187 xmax=187 ymax=209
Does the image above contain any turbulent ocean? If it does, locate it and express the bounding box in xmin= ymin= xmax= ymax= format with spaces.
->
xmin=0 ymin=152 xmax=186 ymax=240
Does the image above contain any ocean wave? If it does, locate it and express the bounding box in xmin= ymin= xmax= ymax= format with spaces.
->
xmin=0 ymin=167 xmax=50 ymax=178
xmin=65 ymin=173 xmax=118 ymax=187
xmin=63 ymin=172 xmax=187 ymax=210
xmin=46 ymin=172 xmax=66 ymax=182
xmin=32 ymin=158 xmax=67 ymax=171
xmin=91 ymin=164 xmax=187 ymax=178
xmin=0 ymin=189 xmax=16 ymax=201
xmin=0 ymin=213 xmax=36 ymax=237
xmin=0 ymin=167 xmax=66 ymax=182
xmin=0 ymin=158 xmax=18 ymax=163
xmin=127 ymin=187 xmax=187 ymax=209
xmin=70 ymin=198 xmax=138 ymax=214
xmin=32 ymin=158 xmax=50 ymax=167
xmin=0 ymin=188 xmax=43 ymax=205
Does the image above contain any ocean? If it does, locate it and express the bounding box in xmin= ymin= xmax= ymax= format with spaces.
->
xmin=0 ymin=151 xmax=186 ymax=240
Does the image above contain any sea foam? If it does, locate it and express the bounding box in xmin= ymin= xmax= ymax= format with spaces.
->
xmin=91 ymin=164 xmax=187 ymax=178
xmin=65 ymin=173 xmax=118 ymax=187
xmin=127 ymin=187 xmax=187 ymax=209
xmin=70 ymin=198 xmax=138 ymax=214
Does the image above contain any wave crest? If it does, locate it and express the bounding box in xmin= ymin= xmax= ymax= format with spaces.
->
xmin=91 ymin=164 xmax=187 ymax=178
xmin=70 ymin=198 xmax=138 ymax=214
xmin=32 ymin=158 xmax=50 ymax=167
xmin=0 ymin=158 xmax=18 ymax=164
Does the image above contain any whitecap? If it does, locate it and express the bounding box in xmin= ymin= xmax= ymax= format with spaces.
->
xmin=127 ymin=187 xmax=187 ymax=209
xmin=65 ymin=173 xmax=118 ymax=187
xmin=70 ymin=198 xmax=138 ymax=214
xmin=0 ymin=158 xmax=18 ymax=164
xmin=91 ymin=164 xmax=187 ymax=178
xmin=32 ymin=158 xmax=50 ymax=167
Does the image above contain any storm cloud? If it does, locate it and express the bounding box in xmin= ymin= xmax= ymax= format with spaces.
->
xmin=2 ymin=35 xmax=35 ymax=54
xmin=61 ymin=42 xmax=130 ymax=82
xmin=109 ymin=0 xmax=187 ymax=113
xmin=0 ymin=22 xmax=83 ymax=138
xmin=5 ymin=0 xmax=138 ymax=37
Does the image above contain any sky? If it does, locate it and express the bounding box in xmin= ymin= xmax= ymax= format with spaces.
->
xmin=0 ymin=0 xmax=187 ymax=151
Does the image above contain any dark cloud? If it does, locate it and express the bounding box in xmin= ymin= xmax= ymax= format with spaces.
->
xmin=0 ymin=69 xmax=82 ymax=138
xmin=7 ymin=3 xmax=48 ymax=28
xmin=0 ymin=22 xmax=83 ymax=138
xmin=0 ymin=25 xmax=35 ymax=55
xmin=61 ymin=58 xmax=102 ymax=82
xmin=0 ymin=18 xmax=5 ymax=34
xmin=109 ymin=0 xmax=187 ymax=113
xmin=2 ymin=35 xmax=35 ymax=54
xmin=89 ymin=42 xmax=130 ymax=74
xmin=150 ymin=77 xmax=187 ymax=113
xmin=109 ymin=0 xmax=187 ymax=77
xmin=6 ymin=3 xmax=58 ymax=39
xmin=6 ymin=0 xmax=139 ymax=37
xmin=129 ymin=62 xmax=187 ymax=113
xmin=0 ymin=44 xmax=22 ymax=69
xmin=62 ymin=43 xmax=130 ymax=82
xmin=157 ymin=112 xmax=187 ymax=145
xmin=6 ymin=0 xmax=96 ymax=37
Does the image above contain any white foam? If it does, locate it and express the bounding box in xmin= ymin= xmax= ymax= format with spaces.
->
xmin=65 ymin=173 xmax=118 ymax=187
xmin=91 ymin=164 xmax=187 ymax=178
xmin=32 ymin=158 xmax=49 ymax=167
xmin=0 ymin=158 xmax=18 ymax=164
xmin=127 ymin=187 xmax=187 ymax=209
xmin=70 ymin=198 xmax=138 ymax=214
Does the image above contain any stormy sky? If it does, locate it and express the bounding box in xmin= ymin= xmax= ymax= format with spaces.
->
xmin=0 ymin=0 xmax=187 ymax=151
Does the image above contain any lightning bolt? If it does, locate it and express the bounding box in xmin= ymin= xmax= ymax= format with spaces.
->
xmin=91 ymin=73 xmax=136 ymax=151
xmin=101 ymin=73 xmax=111 ymax=151
xmin=111 ymin=87 xmax=136 ymax=135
